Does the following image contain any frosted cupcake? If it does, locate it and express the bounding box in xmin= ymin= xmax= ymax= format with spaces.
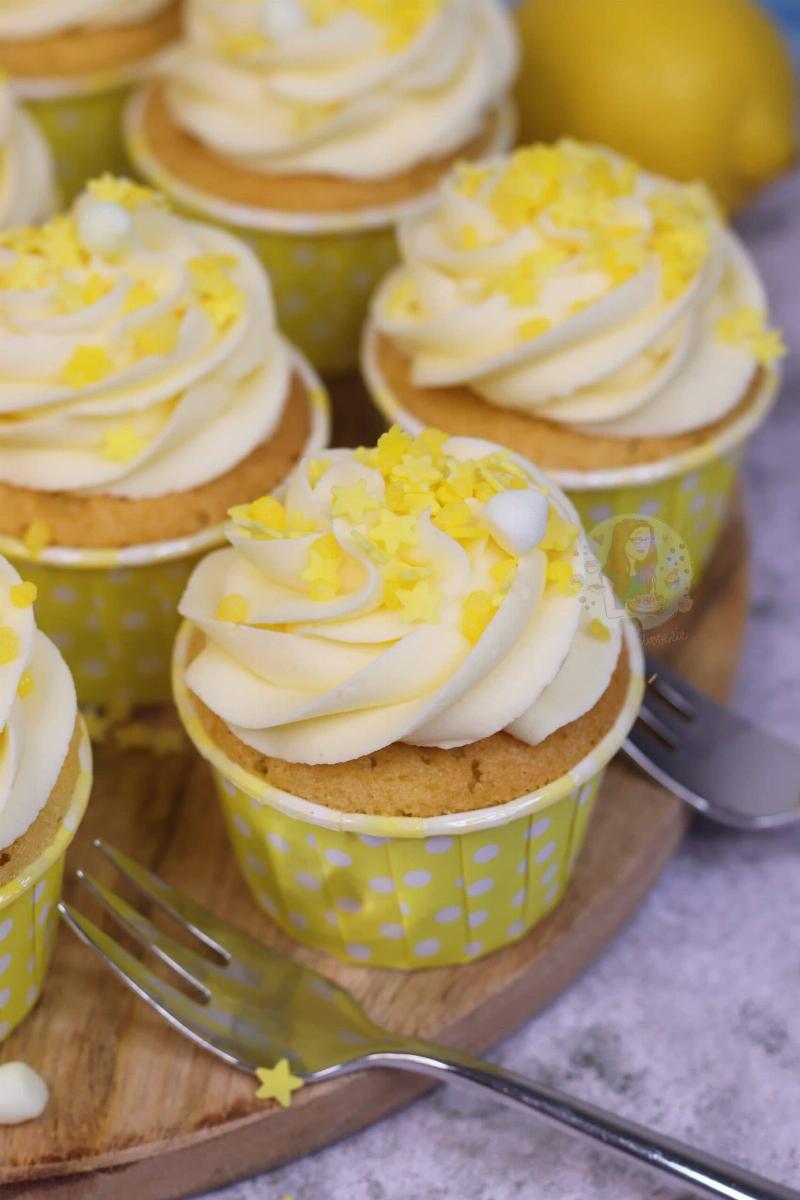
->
xmin=0 ymin=553 xmax=92 ymax=1040
xmin=125 ymin=0 xmax=518 ymax=373
xmin=364 ymin=141 xmax=785 ymax=580
xmin=0 ymin=74 xmax=57 ymax=226
xmin=173 ymin=426 xmax=643 ymax=968
xmin=0 ymin=176 xmax=329 ymax=708
xmin=0 ymin=0 xmax=181 ymax=203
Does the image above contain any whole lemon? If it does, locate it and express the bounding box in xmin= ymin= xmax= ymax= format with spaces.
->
xmin=514 ymin=0 xmax=798 ymax=210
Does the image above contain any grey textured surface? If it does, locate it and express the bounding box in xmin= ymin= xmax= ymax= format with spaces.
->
xmin=203 ymin=171 xmax=800 ymax=1200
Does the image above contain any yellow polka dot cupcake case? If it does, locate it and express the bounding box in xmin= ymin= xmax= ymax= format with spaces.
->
xmin=0 ymin=1 xmax=181 ymax=203
xmin=0 ymin=179 xmax=332 ymax=709
xmin=173 ymin=426 xmax=645 ymax=969
xmin=123 ymin=0 xmax=520 ymax=373
xmin=361 ymin=139 xmax=785 ymax=583
xmin=0 ymin=552 xmax=93 ymax=1042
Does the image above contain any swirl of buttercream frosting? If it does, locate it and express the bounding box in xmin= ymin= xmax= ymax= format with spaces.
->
xmin=156 ymin=0 xmax=518 ymax=181
xmin=0 ymin=176 xmax=294 ymax=500
xmin=0 ymin=0 xmax=171 ymax=39
xmin=179 ymin=426 xmax=622 ymax=765
xmin=371 ymin=141 xmax=785 ymax=439
xmin=0 ymin=80 xmax=56 ymax=227
xmin=0 ymin=554 xmax=76 ymax=850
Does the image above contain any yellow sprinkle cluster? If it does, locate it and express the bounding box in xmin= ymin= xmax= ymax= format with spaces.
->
xmin=217 ymin=593 xmax=249 ymax=623
xmin=189 ymin=255 xmax=245 ymax=332
xmin=133 ymin=313 xmax=181 ymax=359
xmin=88 ymin=175 xmax=167 ymax=211
xmin=230 ymin=495 xmax=318 ymax=541
xmin=10 ymin=581 xmax=37 ymax=608
xmin=715 ymin=306 xmax=786 ymax=366
xmin=56 ymin=272 xmax=114 ymax=314
xmin=0 ymin=626 xmax=20 ymax=665
xmin=451 ymin=141 xmax=723 ymax=303
xmin=589 ymin=618 xmax=611 ymax=642
xmin=305 ymin=0 xmax=442 ymax=49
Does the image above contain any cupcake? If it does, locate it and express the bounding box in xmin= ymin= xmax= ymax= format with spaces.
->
xmin=0 ymin=74 xmax=57 ymax=226
xmin=0 ymin=0 xmax=181 ymax=204
xmin=363 ymin=141 xmax=785 ymax=582
xmin=173 ymin=425 xmax=643 ymax=969
xmin=0 ymin=176 xmax=329 ymax=709
xmin=124 ymin=0 xmax=519 ymax=373
xmin=0 ymin=553 xmax=92 ymax=1040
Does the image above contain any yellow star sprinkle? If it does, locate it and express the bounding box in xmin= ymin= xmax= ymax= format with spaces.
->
xmin=216 ymin=593 xmax=249 ymax=624
xmin=64 ymin=345 xmax=112 ymax=388
xmin=331 ymin=480 xmax=380 ymax=523
xmin=457 ymin=223 xmax=481 ymax=251
xmin=23 ymin=521 xmax=52 ymax=556
xmin=433 ymin=500 xmax=484 ymax=542
xmin=123 ymin=279 xmax=158 ymax=314
xmin=249 ymin=496 xmax=287 ymax=531
xmin=189 ymin=255 xmax=244 ymax=332
xmin=254 ymin=1059 xmax=304 ymax=1108
xmin=380 ymin=559 xmax=431 ymax=607
xmin=540 ymin=511 xmax=579 ymax=554
xmin=133 ymin=313 xmax=181 ymax=359
xmin=10 ymin=581 xmax=37 ymax=608
xmin=101 ymin=423 xmax=147 ymax=464
xmin=589 ymin=618 xmax=612 ymax=642
xmin=55 ymin=272 xmax=113 ymax=314
xmin=392 ymin=453 xmax=442 ymax=491
xmin=369 ymin=511 xmax=418 ymax=556
xmin=307 ymin=458 xmax=331 ymax=487
xmin=396 ymin=579 xmax=442 ymax=624
xmin=17 ymin=669 xmax=33 ymax=699
xmin=517 ymin=316 xmax=551 ymax=342
xmin=374 ymin=426 xmax=414 ymax=474
xmin=0 ymin=627 xmax=20 ymax=666
xmin=461 ymin=591 xmax=497 ymax=645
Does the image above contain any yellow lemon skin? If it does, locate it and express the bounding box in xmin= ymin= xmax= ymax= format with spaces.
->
xmin=515 ymin=0 xmax=798 ymax=211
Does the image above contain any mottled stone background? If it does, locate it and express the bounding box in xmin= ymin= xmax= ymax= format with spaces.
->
xmin=203 ymin=170 xmax=800 ymax=1200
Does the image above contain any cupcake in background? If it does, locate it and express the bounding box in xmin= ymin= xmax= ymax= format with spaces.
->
xmin=0 ymin=553 xmax=92 ymax=1041
xmin=0 ymin=176 xmax=329 ymax=708
xmin=364 ymin=141 xmax=786 ymax=580
xmin=125 ymin=0 xmax=518 ymax=373
xmin=173 ymin=426 xmax=643 ymax=969
xmin=0 ymin=0 xmax=181 ymax=203
xmin=0 ymin=73 xmax=56 ymax=225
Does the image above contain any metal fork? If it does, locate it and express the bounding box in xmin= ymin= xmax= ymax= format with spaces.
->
xmin=624 ymin=650 xmax=800 ymax=830
xmin=60 ymin=840 xmax=799 ymax=1200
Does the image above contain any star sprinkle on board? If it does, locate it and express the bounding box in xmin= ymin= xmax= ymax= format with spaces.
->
xmin=255 ymin=1060 xmax=304 ymax=1108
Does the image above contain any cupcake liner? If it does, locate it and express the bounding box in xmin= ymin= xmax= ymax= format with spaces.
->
xmin=0 ymin=357 xmax=330 ymax=709
xmin=362 ymin=326 xmax=780 ymax=582
xmin=16 ymin=62 xmax=162 ymax=206
xmin=173 ymin=621 xmax=644 ymax=970
xmin=0 ymin=718 xmax=92 ymax=1042
xmin=124 ymin=91 xmax=516 ymax=374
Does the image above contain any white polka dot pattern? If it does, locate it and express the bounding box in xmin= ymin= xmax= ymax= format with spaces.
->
xmin=216 ymin=767 xmax=605 ymax=969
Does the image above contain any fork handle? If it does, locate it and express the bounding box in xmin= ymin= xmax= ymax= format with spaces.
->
xmin=356 ymin=1044 xmax=799 ymax=1200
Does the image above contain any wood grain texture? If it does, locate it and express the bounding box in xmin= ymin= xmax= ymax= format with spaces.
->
xmin=0 ymin=382 xmax=749 ymax=1198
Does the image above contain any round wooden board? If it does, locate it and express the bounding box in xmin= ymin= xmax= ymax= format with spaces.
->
xmin=0 ymin=387 xmax=749 ymax=1199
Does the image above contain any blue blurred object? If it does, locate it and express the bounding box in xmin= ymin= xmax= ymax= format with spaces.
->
xmin=764 ymin=0 xmax=800 ymax=60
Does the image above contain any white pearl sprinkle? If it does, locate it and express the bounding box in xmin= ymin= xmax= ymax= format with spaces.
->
xmin=77 ymin=201 xmax=133 ymax=258
xmin=0 ymin=1063 xmax=49 ymax=1125
xmin=263 ymin=0 xmax=307 ymax=39
xmin=482 ymin=488 xmax=550 ymax=556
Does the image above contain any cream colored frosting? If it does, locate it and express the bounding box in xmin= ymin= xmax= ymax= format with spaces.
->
xmin=158 ymin=0 xmax=518 ymax=181
xmin=0 ymin=177 xmax=295 ymax=499
xmin=372 ymin=141 xmax=785 ymax=439
xmin=0 ymin=81 xmax=56 ymax=227
xmin=179 ymin=427 xmax=621 ymax=765
xmin=0 ymin=0 xmax=170 ymax=40
xmin=0 ymin=555 xmax=76 ymax=851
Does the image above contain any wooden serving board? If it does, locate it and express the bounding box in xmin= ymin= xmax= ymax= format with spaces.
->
xmin=0 ymin=384 xmax=749 ymax=1198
